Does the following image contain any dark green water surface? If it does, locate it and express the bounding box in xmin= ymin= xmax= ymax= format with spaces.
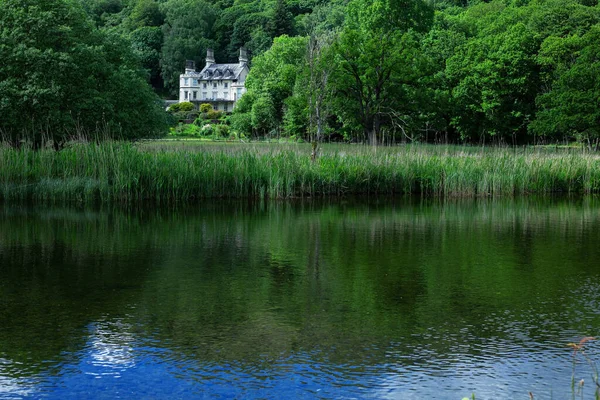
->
xmin=1 ymin=198 xmax=600 ymax=399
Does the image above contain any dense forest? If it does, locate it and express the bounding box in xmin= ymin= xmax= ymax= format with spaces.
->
xmin=1 ymin=0 xmax=599 ymax=146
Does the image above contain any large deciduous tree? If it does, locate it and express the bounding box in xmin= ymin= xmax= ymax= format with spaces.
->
xmin=331 ymin=0 xmax=433 ymax=145
xmin=0 ymin=0 xmax=167 ymax=144
xmin=533 ymin=24 xmax=600 ymax=148
xmin=231 ymin=35 xmax=308 ymax=137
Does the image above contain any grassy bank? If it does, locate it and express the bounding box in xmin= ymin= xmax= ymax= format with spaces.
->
xmin=1 ymin=141 xmax=600 ymax=202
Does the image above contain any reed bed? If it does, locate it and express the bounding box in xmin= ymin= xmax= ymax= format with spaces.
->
xmin=0 ymin=141 xmax=599 ymax=203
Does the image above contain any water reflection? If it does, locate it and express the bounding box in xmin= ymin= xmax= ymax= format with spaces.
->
xmin=1 ymin=197 xmax=600 ymax=398
xmin=85 ymin=320 xmax=136 ymax=378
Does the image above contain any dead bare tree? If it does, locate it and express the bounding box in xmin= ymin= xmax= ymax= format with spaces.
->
xmin=306 ymin=31 xmax=336 ymax=160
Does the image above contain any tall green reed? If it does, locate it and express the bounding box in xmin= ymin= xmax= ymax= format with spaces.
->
xmin=1 ymin=141 xmax=599 ymax=203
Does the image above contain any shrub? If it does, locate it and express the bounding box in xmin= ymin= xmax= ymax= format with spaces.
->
xmin=200 ymin=124 xmax=214 ymax=136
xmin=199 ymin=103 xmax=213 ymax=113
xmin=215 ymin=124 xmax=230 ymax=137
xmin=206 ymin=110 xmax=224 ymax=120
xmin=187 ymin=111 xmax=200 ymax=120
xmin=230 ymin=112 xmax=253 ymax=136
xmin=168 ymin=102 xmax=195 ymax=113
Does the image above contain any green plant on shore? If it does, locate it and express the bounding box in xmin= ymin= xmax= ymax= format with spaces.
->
xmin=1 ymin=142 xmax=600 ymax=203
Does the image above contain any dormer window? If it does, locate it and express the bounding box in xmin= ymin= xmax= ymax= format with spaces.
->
xmin=224 ymin=83 xmax=228 ymax=88
xmin=213 ymin=83 xmax=217 ymax=88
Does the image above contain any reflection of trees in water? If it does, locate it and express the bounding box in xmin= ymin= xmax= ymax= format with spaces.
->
xmin=0 ymin=207 xmax=162 ymax=375
xmin=131 ymin=197 xmax=600 ymax=367
xmin=2 ymin=197 xmax=600 ymax=374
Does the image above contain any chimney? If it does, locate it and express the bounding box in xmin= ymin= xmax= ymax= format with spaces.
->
xmin=239 ymin=47 xmax=248 ymax=64
xmin=206 ymin=48 xmax=215 ymax=66
xmin=185 ymin=60 xmax=196 ymax=73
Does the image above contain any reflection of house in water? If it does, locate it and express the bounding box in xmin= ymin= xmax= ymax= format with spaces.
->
xmin=178 ymin=48 xmax=249 ymax=113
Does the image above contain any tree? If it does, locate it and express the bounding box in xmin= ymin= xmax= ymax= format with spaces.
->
xmin=304 ymin=32 xmax=336 ymax=142
xmin=129 ymin=0 xmax=164 ymax=29
xmin=446 ymin=22 xmax=540 ymax=143
xmin=331 ymin=0 xmax=433 ymax=145
xmin=268 ymin=0 xmax=295 ymax=38
xmin=0 ymin=0 xmax=167 ymax=143
xmin=228 ymin=13 xmax=271 ymax=59
xmin=160 ymin=0 xmax=217 ymax=94
xmin=130 ymin=26 xmax=163 ymax=89
xmin=532 ymin=24 xmax=600 ymax=148
xmin=232 ymin=35 xmax=308 ymax=137
xmin=251 ymin=95 xmax=277 ymax=137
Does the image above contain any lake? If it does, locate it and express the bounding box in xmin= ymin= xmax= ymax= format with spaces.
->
xmin=1 ymin=197 xmax=600 ymax=399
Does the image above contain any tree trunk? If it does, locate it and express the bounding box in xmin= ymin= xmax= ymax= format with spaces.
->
xmin=370 ymin=113 xmax=381 ymax=146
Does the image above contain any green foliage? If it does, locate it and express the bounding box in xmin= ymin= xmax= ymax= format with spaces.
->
xmin=199 ymin=103 xmax=213 ymax=113
xmin=331 ymin=0 xmax=431 ymax=144
xmin=533 ymin=24 xmax=600 ymax=146
xmin=251 ymin=95 xmax=277 ymax=136
xmin=130 ymin=26 xmax=163 ymax=87
xmin=130 ymin=0 xmax=164 ymax=28
xmin=283 ymin=93 xmax=308 ymax=137
xmin=214 ymin=124 xmax=230 ymax=137
xmin=230 ymin=112 xmax=253 ymax=136
xmin=206 ymin=109 xmax=224 ymax=120
xmin=160 ymin=0 xmax=217 ymax=94
xmin=268 ymin=0 xmax=295 ymax=38
xmin=232 ymin=35 xmax=308 ymax=137
xmin=446 ymin=22 xmax=540 ymax=142
xmin=0 ymin=0 xmax=167 ymax=142
xmin=168 ymin=102 xmax=195 ymax=112
xmin=6 ymin=0 xmax=600 ymax=146
xmin=2 ymin=142 xmax=600 ymax=202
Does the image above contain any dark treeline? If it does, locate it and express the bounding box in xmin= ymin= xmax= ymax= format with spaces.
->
xmin=1 ymin=0 xmax=599 ymax=146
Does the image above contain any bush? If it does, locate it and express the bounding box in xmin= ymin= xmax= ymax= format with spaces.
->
xmin=215 ymin=124 xmax=230 ymax=137
xmin=172 ymin=111 xmax=188 ymax=122
xmin=200 ymin=124 xmax=214 ymax=136
xmin=230 ymin=112 xmax=253 ymax=136
xmin=168 ymin=102 xmax=195 ymax=113
xmin=206 ymin=110 xmax=224 ymax=120
xmin=168 ymin=123 xmax=202 ymax=136
xmin=199 ymin=103 xmax=213 ymax=113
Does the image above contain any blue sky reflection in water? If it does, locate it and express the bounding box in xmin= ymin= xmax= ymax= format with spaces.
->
xmin=1 ymin=198 xmax=600 ymax=399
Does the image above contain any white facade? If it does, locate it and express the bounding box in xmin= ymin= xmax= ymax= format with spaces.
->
xmin=178 ymin=48 xmax=249 ymax=112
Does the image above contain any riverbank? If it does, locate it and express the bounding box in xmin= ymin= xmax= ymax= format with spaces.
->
xmin=1 ymin=141 xmax=599 ymax=202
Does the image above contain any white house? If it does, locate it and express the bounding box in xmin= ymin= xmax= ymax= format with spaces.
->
xmin=178 ymin=48 xmax=249 ymax=112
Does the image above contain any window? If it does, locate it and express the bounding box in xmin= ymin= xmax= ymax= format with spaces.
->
xmin=223 ymin=93 xmax=228 ymax=100
xmin=213 ymin=83 xmax=217 ymax=88
xmin=193 ymin=79 xmax=198 ymax=86
xmin=184 ymin=91 xmax=188 ymax=99
xmin=224 ymin=83 xmax=228 ymax=88
xmin=237 ymin=88 xmax=243 ymax=99
xmin=202 ymin=92 xmax=207 ymax=100
xmin=193 ymin=91 xmax=197 ymax=100
xmin=212 ymin=91 xmax=218 ymax=99
xmin=203 ymin=83 xmax=207 ymax=89
xmin=224 ymin=104 xmax=228 ymax=112
xmin=184 ymin=78 xmax=189 ymax=85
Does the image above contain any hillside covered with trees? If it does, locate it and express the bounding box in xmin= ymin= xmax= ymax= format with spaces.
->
xmin=1 ymin=0 xmax=599 ymax=146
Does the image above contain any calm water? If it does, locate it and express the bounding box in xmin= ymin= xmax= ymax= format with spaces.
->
xmin=1 ymin=198 xmax=600 ymax=399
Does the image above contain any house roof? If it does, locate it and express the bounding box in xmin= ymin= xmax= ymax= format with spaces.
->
xmin=184 ymin=63 xmax=247 ymax=81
